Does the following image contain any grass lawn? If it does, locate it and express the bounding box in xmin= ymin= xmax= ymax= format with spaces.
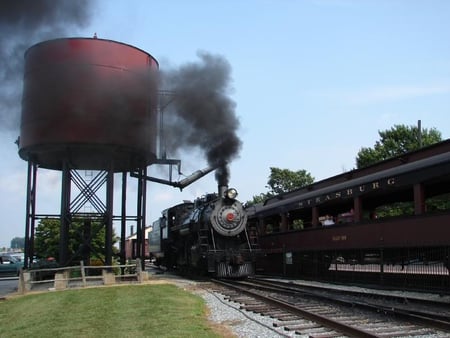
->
xmin=0 ymin=284 xmax=227 ymax=337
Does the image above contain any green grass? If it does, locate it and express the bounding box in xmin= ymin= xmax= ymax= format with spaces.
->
xmin=0 ymin=284 xmax=222 ymax=337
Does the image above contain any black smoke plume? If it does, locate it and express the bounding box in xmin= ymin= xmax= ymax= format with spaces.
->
xmin=0 ymin=0 xmax=94 ymax=131
xmin=161 ymin=52 xmax=242 ymax=186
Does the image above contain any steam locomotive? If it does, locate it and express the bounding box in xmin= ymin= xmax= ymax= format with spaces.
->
xmin=149 ymin=186 xmax=259 ymax=278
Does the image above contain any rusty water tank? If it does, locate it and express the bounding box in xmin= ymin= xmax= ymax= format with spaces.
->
xmin=18 ymin=38 xmax=159 ymax=171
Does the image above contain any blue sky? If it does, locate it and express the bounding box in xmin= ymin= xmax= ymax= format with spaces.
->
xmin=1 ymin=0 xmax=449 ymax=248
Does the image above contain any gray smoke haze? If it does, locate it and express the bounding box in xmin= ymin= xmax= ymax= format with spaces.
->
xmin=161 ymin=52 xmax=242 ymax=186
xmin=0 ymin=0 xmax=94 ymax=131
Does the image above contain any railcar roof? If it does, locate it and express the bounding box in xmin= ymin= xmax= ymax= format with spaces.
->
xmin=249 ymin=139 xmax=450 ymax=217
xmin=265 ymin=139 xmax=450 ymax=206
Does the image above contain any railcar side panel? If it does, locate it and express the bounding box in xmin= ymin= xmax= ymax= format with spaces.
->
xmin=259 ymin=213 xmax=450 ymax=252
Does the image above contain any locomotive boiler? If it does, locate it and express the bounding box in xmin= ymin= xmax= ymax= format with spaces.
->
xmin=149 ymin=186 xmax=259 ymax=278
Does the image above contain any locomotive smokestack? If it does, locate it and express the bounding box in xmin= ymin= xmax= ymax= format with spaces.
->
xmin=218 ymin=185 xmax=228 ymax=198
xmin=161 ymin=52 xmax=242 ymax=186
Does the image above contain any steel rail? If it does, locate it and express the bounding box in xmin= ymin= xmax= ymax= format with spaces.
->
xmin=249 ymin=277 xmax=450 ymax=333
xmin=212 ymin=278 xmax=379 ymax=338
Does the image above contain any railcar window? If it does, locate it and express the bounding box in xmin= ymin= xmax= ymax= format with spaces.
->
xmin=375 ymin=201 xmax=414 ymax=218
xmin=426 ymin=193 xmax=450 ymax=212
xmin=291 ymin=219 xmax=304 ymax=230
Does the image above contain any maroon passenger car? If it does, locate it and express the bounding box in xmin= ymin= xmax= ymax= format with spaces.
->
xmin=248 ymin=140 xmax=450 ymax=291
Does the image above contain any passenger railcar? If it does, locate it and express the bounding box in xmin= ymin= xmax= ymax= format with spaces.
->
xmin=248 ymin=140 xmax=450 ymax=290
xmin=150 ymin=186 xmax=259 ymax=278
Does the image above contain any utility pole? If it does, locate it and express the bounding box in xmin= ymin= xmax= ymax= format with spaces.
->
xmin=418 ymin=120 xmax=422 ymax=148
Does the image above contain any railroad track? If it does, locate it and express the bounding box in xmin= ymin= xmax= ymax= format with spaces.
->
xmin=250 ymin=277 xmax=450 ymax=330
xmin=211 ymin=278 xmax=450 ymax=337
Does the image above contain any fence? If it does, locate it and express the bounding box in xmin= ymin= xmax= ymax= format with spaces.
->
xmin=18 ymin=259 xmax=149 ymax=294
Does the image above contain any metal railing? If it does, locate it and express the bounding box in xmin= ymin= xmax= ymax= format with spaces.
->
xmin=18 ymin=259 xmax=148 ymax=294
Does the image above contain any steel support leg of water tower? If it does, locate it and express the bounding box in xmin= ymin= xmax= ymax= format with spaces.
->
xmin=59 ymin=161 xmax=71 ymax=266
xmin=120 ymin=172 xmax=127 ymax=267
xmin=105 ymin=166 xmax=114 ymax=266
xmin=24 ymin=161 xmax=37 ymax=269
xmin=136 ymin=166 xmax=147 ymax=270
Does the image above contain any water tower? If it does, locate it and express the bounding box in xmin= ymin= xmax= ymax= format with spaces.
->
xmin=18 ymin=37 xmax=159 ymax=267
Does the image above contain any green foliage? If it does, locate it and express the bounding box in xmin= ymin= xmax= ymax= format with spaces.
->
xmin=356 ymin=124 xmax=442 ymax=168
xmin=265 ymin=224 xmax=274 ymax=234
xmin=10 ymin=237 xmax=25 ymax=250
xmin=247 ymin=167 xmax=314 ymax=206
xmin=291 ymin=219 xmax=304 ymax=230
xmin=34 ymin=219 xmax=60 ymax=260
xmin=34 ymin=218 xmax=119 ymax=263
xmin=426 ymin=194 xmax=450 ymax=212
xmin=375 ymin=202 xmax=414 ymax=218
xmin=267 ymin=167 xmax=315 ymax=195
xmin=246 ymin=192 xmax=273 ymax=207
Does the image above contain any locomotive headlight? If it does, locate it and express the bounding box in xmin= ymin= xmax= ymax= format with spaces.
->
xmin=225 ymin=188 xmax=238 ymax=199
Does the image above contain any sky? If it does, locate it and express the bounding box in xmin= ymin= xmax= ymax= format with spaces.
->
xmin=1 ymin=0 xmax=449 ymax=249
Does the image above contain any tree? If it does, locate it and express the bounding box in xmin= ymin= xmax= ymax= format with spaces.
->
xmin=355 ymin=124 xmax=445 ymax=218
xmin=247 ymin=167 xmax=314 ymax=205
xmin=10 ymin=237 xmax=25 ymax=250
xmin=34 ymin=218 xmax=119 ymax=263
xmin=34 ymin=219 xmax=60 ymax=260
xmin=267 ymin=167 xmax=315 ymax=195
xmin=248 ymin=193 xmax=268 ymax=205
xmin=356 ymin=124 xmax=442 ymax=168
